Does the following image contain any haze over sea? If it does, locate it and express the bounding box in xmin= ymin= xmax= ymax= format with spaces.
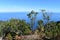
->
xmin=0 ymin=12 xmax=60 ymax=22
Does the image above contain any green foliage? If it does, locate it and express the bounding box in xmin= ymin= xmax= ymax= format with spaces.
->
xmin=0 ymin=18 xmax=32 ymax=38
xmin=0 ymin=10 xmax=60 ymax=40
xmin=24 ymin=28 xmax=32 ymax=35
xmin=27 ymin=10 xmax=38 ymax=31
xmin=37 ymin=20 xmax=44 ymax=32
xmin=6 ymin=33 xmax=12 ymax=40
xmin=37 ymin=10 xmax=60 ymax=39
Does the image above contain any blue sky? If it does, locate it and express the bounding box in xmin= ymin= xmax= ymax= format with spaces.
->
xmin=0 ymin=0 xmax=60 ymax=12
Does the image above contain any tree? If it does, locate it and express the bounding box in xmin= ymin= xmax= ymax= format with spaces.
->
xmin=1 ymin=18 xmax=32 ymax=40
xmin=56 ymin=21 xmax=60 ymax=36
xmin=27 ymin=10 xmax=38 ymax=31
xmin=0 ymin=21 xmax=6 ymax=37
xmin=41 ymin=9 xmax=58 ymax=39
xmin=45 ymin=21 xmax=57 ymax=39
xmin=37 ymin=20 xmax=44 ymax=32
xmin=41 ymin=9 xmax=50 ymax=24
xmin=41 ymin=10 xmax=50 ymax=38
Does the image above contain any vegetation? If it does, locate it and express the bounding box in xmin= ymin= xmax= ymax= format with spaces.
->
xmin=0 ymin=10 xmax=60 ymax=40
xmin=27 ymin=10 xmax=38 ymax=31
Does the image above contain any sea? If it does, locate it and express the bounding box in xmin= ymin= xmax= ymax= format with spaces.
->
xmin=0 ymin=12 xmax=60 ymax=21
xmin=0 ymin=12 xmax=60 ymax=29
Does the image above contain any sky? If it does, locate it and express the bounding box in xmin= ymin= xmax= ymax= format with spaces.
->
xmin=0 ymin=0 xmax=60 ymax=12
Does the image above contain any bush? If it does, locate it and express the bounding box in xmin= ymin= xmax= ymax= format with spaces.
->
xmin=5 ymin=33 xmax=12 ymax=40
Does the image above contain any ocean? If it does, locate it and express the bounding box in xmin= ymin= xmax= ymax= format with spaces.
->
xmin=0 ymin=12 xmax=60 ymax=22
xmin=0 ymin=12 xmax=60 ymax=29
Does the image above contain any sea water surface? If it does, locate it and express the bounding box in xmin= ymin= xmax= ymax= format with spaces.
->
xmin=0 ymin=12 xmax=60 ymax=29
xmin=0 ymin=12 xmax=60 ymax=21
